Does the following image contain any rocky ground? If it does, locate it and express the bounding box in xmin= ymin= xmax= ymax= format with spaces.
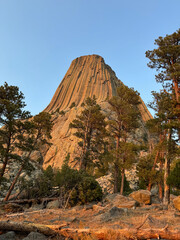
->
xmin=0 ymin=191 xmax=180 ymax=240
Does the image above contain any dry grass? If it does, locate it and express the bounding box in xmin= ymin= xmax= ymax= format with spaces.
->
xmin=67 ymin=229 xmax=134 ymax=240
xmin=72 ymin=233 xmax=97 ymax=240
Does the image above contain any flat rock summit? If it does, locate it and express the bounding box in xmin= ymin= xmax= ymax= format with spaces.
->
xmin=42 ymin=55 xmax=152 ymax=169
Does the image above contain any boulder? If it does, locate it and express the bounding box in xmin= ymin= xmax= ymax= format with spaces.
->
xmin=109 ymin=206 xmax=127 ymax=217
xmin=151 ymin=195 xmax=161 ymax=204
xmin=46 ymin=200 xmax=59 ymax=209
xmin=92 ymin=204 xmax=105 ymax=212
xmin=173 ymin=196 xmax=180 ymax=211
xmin=96 ymin=174 xmax=113 ymax=194
xmin=0 ymin=231 xmax=16 ymax=240
xmin=104 ymin=193 xmax=138 ymax=209
xmin=129 ymin=190 xmax=151 ymax=205
xmin=150 ymin=185 xmax=159 ymax=196
xmin=22 ymin=232 xmax=47 ymax=240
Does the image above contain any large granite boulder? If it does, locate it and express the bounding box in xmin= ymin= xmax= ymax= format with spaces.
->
xmin=104 ymin=193 xmax=138 ymax=209
xmin=129 ymin=190 xmax=151 ymax=205
xmin=22 ymin=232 xmax=47 ymax=240
xmin=0 ymin=231 xmax=16 ymax=240
xmin=46 ymin=200 xmax=60 ymax=209
xmin=173 ymin=196 xmax=180 ymax=211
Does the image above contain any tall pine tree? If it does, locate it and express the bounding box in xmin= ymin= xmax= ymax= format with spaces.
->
xmin=108 ymin=83 xmax=141 ymax=194
xmin=0 ymin=82 xmax=31 ymax=185
xmin=69 ymin=96 xmax=107 ymax=171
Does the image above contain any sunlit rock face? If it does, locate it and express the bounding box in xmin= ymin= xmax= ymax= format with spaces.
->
xmin=44 ymin=55 xmax=118 ymax=113
xmin=42 ymin=55 xmax=152 ymax=170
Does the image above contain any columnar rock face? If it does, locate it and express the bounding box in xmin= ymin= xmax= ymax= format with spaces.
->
xmin=42 ymin=55 xmax=152 ymax=169
xmin=44 ymin=55 xmax=118 ymax=113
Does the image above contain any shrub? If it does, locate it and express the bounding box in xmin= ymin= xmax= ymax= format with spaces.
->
xmin=55 ymin=163 xmax=103 ymax=205
xmin=19 ymin=163 xmax=103 ymax=205
xmin=59 ymin=110 xmax=65 ymax=116
xmin=19 ymin=165 xmax=55 ymax=198
xmin=70 ymin=102 xmax=76 ymax=109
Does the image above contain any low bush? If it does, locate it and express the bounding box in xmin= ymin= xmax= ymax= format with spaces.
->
xmin=55 ymin=163 xmax=103 ymax=205
xmin=19 ymin=163 xmax=103 ymax=206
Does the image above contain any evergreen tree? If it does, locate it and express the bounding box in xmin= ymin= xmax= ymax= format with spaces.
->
xmin=108 ymin=83 xmax=141 ymax=194
xmin=69 ymin=96 xmax=107 ymax=171
xmin=146 ymin=90 xmax=179 ymax=204
xmin=146 ymin=29 xmax=180 ymax=139
xmin=0 ymin=82 xmax=31 ymax=184
xmin=167 ymin=160 xmax=180 ymax=191
xmin=4 ymin=112 xmax=53 ymax=201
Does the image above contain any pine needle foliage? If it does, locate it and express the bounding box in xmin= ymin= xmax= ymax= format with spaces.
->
xmin=69 ymin=96 xmax=107 ymax=171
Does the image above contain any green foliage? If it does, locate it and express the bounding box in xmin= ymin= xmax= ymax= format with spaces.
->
xmin=0 ymin=82 xmax=31 ymax=183
xmin=55 ymin=162 xmax=103 ymax=205
xmin=19 ymin=165 xmax=55 ymax=198
xmin=55 ymin=108 xmax=60 ymax=113
xmin=0 ymin=82 xmax=53 ymax=200
xmin=167 ymin=161 xmax=180 ymax=190
xmin=146 ymin=29 xmax=180 ymax=204
xmin=59 ymin=110 xmax=65 ymax=116
xmin=136 ymin=155 xmax=154 ymax=189
xmin=136 ymin=154 xmax=163 ymax=189
xmin=145 ymin=29 xmax=180 ymax=91
xmin=70 ymin=102 xmax=76 ymax=109
xmin=20 ymin=162 xmax=103 ymax=205
xmin=108 ymin=83 xmax=141 ymax=134
xmin=147 ymin=90 xmax=179 ymax=141
xmin=110 ymin=172 xmax=132 ymax=195
xmin=108 ymin=83 xmax=141 ymax=193
xmin=69 ymin=96 xmax=107 ymax=170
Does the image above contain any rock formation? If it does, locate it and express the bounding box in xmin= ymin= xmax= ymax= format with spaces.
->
xmin=44 ymin=55 xmax=118 ymax=113
xmin=42 ymin=55 xmax=152 ymax=169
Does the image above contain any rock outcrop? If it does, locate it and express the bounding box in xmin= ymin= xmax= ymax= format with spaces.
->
xmin=173 ymin=196 xmax=180 ymax=211
xmin=42 ymin=55 xmax=152 ymax=169
xmin=44 ymin=55 xmax=118 ymax=113
xmin=129 ymin=190 xmax=151 ymax=205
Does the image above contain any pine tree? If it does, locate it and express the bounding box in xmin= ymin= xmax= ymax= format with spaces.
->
xmin=146 ymin=29 xmax=180 ymax=139
xmin=4 ymin=112 xmax=53 ymax=201
xmin=69 ymin=96 xmax=107 ymax=171
xmin=167 ymin=160 xmax=180 ymax=191
xmin=108 ymin=83 xmax=141 ymax=194
xmin=146 ymin=90 xmax=179 ymax=204
xmin=0 ymin=82 xmax=31 ymax=185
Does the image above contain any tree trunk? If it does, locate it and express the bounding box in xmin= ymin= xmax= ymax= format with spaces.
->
xmin=163 ymin=129 xmax=172 ymax=206
xmin=114 ymin=163 xmax=119 ymax=193
xmin=173 ymin=78 xmax=180 ymax=141
xmin=163 ymin=154 xmax=170 ymax=205
xmin=158 ymin=152 xmax=164 ymax=201
xmin=159 ymin=183 xmax=163 ymax=201
xmin=120 ymin=168 xmax=125 ymax=195
xmin=114 ymin=136 xmax=120 ymax=193
xmin=4 ymin=166 xmax=23 ymax=202
xmin=173 ymin=78 xmax=180 ymax=104
xmin=0 ymin=134 xmax=11 ymax=184
xmin=0 ymin=220 xmax=58 ymax=236
xmin=148 ymin=150 xmax=159 ymax=191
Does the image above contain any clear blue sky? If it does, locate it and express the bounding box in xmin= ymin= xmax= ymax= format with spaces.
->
xmin=0 ymin=0 xmax=179 ymax=115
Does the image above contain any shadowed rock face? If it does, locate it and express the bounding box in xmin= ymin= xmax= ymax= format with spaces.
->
xmin=42 ymin=55 xmax=152 ymax=169
xmin=44 ymin=55 xmax=118 ymax=113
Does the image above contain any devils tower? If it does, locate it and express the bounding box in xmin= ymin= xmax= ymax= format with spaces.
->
xmin=44 ymin=55 xmax=118 ymax=112
xmin=42 ymin=55 xmax=152 ymax=169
